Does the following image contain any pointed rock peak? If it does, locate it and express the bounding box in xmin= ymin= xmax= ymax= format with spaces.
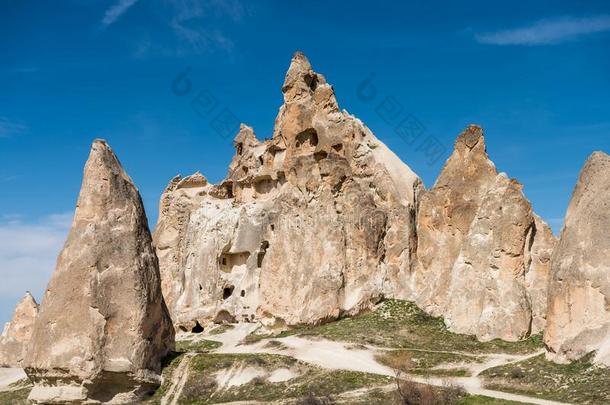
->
xmin=85 ymin=139 xmax=134 ymax=186
xmin=176 ymin=172 xmax=208 ymax=189
xmin=20 ymin=292 xmax=38 ymax=308
xmin=234 ymin=124 xmax=259 ymax=148
xmin=281 ymin=51 xmax=327 ymax=101
xmin=586 ymin=150 xmax=610 ymax=165
xmin=456 ymin=124 xmax=485 ymax=151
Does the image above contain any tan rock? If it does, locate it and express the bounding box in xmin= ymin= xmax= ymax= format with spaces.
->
xmin=153 ymin=52 xmax=422 ymax=329
xmin=414 ymin=127 xmax=557 ymax=341
xmin=24 ymin=140 xmax=175 ymax=403
xmin=413 ymin=126 xmax=498 ymax=316
xmin=0 ymin=292 xmax=39 ymax=367
xmin=544 ymin=151 xmax=610 ymax=365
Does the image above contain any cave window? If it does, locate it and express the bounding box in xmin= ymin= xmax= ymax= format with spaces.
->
xmin=226 ymin=184 xmax=234 ymax=199
xmin=295 ymin=129 xmax=318 ymax=149
xmin=236 ymin=143 xmax=243 ymax=155
xmin=332 ymin=143 xmax=343 ymax=152
xmin=223 ymin=285 xmax=235 ymax=300
xmin=257 ymin=241 xmax=269 ymax=268
xmin=270 ymin=224 xmax=275 ymax=231
xmin=222 ymin=258 xmax=227 ymax=265
xmin=240 ymin=290 xmax=245 ymax=297
xmin=191 ymin=321 xmax=204 ymax=334
xmin=314 ymin=151 xmax=328 ymax=162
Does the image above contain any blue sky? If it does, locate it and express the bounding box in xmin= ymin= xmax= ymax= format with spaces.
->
xmin=1 ymin=0 xmax=609 ymax=326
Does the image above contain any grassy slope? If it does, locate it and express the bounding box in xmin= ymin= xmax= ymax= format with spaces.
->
xmin=481 ymin=353 xmax=610 ymax=404
xmin=246 ymin=300 xmax=544 ymax=355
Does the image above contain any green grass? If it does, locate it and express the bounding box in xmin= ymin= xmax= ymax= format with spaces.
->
xmin=376 ymin=349 xmax=482 ymax=377
xmin=175 ymin=339 xmax=222 ymax=353
xmin=458 ymin=395 xmax=526 ymax=405
xmin=0 ymin=388 xmax=30 ymax=404
xmin=246 ymin=299 xmax=544 ymax=355
xmin=176 ymin=352 xmax=392 ymax=404
xmin=208 ymin=324 xmax=234 ymax=335
xmin=146 ymin=352 xmax=185 ymax=404
xmin=481 ymin=353 xmax=610 ymax=404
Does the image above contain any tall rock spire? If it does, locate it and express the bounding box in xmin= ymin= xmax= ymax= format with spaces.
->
xmin=545 ymin=151 xmax=610 ymax=365
xmin=25 ymin=140 xmax=175 ymax=404
xmin=0 ymin=292 xmax=39 ymax=367
xmin=413 ymin=125 xmax=557 ymax=341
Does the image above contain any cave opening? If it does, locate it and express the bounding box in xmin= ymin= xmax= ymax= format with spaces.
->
xmin=223 ymin=285 xmax=235 ymax=300
xmin=191 ymin=321 xmax=204 ymax=334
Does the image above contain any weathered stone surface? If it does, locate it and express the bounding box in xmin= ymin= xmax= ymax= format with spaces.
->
xmin=0 ymin=292 xmax=38 ymax=367
xmin=154 ymin=52 xmax=423 ymax=329
xmin=414 ymin=127 xmax=557 ymax=341
xmin=413 ymin=126 xmax=497 ymax=317
xmin=24 ymin=140 xmax=175 ymax=403
xmin=544 ymin=151 xmax=610 ymax=365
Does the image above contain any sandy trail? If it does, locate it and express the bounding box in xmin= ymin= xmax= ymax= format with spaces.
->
xmin=0 ymin=368 xmax=27 ymax=392
xmin=205 ymin=325 xmax=570 ymax=405
xmin=161 ymin=353 xmax=194 ymax=405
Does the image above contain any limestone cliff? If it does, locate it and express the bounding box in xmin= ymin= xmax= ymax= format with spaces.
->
xmin=153 ymin=52 xmax=423 ymax=329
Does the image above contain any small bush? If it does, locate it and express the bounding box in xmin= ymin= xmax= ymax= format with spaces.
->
xmin=295 ymin=393 xmax=335 ymax=405
xmin=395 ymin=373 xmax=466 ymax=405
xmin=510 ymin=367 xmax=526 ymax=379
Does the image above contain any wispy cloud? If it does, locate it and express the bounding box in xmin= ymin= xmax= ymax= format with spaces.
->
xmin=0 ymin=117 xmax=28 ymax=138
xmin=476 ymin=15 xmax=610 ymax=45
xmin=133 ymin=0 xmax=245 ymax=58
xmin=0 ymin=212 xmax=72 ymax=324
xmin=102 ymin=0 xmax=139 ymax=26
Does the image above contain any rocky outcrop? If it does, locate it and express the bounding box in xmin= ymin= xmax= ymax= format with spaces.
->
xmin=24 ymin=140 xmax=175 ymax=404
xmin=414 ymin=126 xmax=557 ymax=341
xmin=154 ymin=52 xmax=423 ymax=329
xmin=544 ymin=151 xmax=610 ymax=365
xmin=0 ymin=292 xmax=39 ymax=367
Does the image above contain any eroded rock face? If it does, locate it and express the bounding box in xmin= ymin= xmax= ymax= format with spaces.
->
xmin=0 ymin=292 xmax=39 ymax=367
xmin=414 ymin=127 xmax=557 ymax=341
xmin=544 ymin=151 xmax=610 ymax=365
xmin=154 ymin=52 xmax=422 ymax=329
xmin=24 ymin=140 xmax=175 ymax=404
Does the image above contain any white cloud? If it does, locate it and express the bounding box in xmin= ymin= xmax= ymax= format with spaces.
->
xmin=476 ymin=15 xmax=610 ymax=45
xmin=0 ymin=213 xmax=72 ymax=321
xmin=0 ymin=117 xmax=27 ymax=138
xmin=102 ymin=0 xmax=139 ymax=26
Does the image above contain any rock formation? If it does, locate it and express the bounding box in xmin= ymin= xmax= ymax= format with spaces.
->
xmin=414 ymin=126 xmax=557 ymax=341
xmin=0 ymin=292 xmax=39 ymax=367
xmin=24 ymin=140 xmax=175 ymax=404
xmin=154 ymin=52 xmax=423 ymax=330
xmin=545 ymin=151 xmax=610 ymax=365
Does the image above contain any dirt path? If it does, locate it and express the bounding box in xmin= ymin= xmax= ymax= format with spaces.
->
xmin=161 ymin=353 xmax=195 ymax=405
xmin=205 ymin=325 xmax=570 ymax=405
xmin=0 ymin=368 xmax=27 ymax=392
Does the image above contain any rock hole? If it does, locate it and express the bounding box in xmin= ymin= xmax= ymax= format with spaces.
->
xmin=240 ymin=290 xmax=245 ymax=297
xmin=332 ymin=143 xmax=343 ymax=152
xmin=178 ymin=325 xmax=188 ymax=332
xmin=295 ymin=129 xmax=318 ymax=149
xmin=258 ymin=155 xmax=264 ymax=165
xmin=242 ymin=166 xmax=249 ymax=175
xmin=270 ymin=224 xmax=275 ymax=231
xmin=257 ymin=241 xmax=269 ymax=268
xmin=214 ymin=310 xmax=236 ymax=324
xmin=223 ymin=285 xmax=235 ymax=300
xmin=199 ymin=284 xmax=203 ymax=291
xmin=236 ymin=143 xmax=243 ymax=155
xmin=304 ymin=72 xmax=318 ymax=91
xmin=226 ymin=183 xmax=234 ymax=198
xmin=191 ymin=321 xmax=204 ymax=334
xmin=314 ymin=151 xmax=328 ymax=162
